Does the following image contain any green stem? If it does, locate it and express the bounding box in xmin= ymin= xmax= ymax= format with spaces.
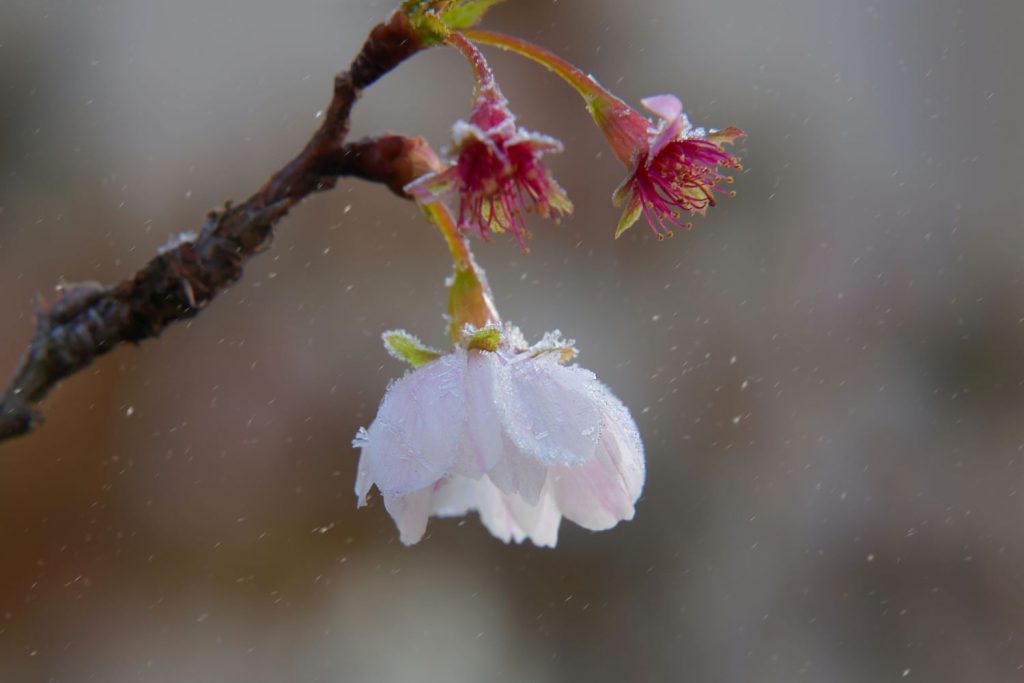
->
xmin=422 ymin=202 xmax=501 ymax=341
xmin=460 ymin=28 xmax=647 ymax=166
xmin=424 ymin=202 xmax=471 ymax=270
xmin=461 ymin=28 xmax=617 ymax=108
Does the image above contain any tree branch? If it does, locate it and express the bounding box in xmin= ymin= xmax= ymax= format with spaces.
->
xmin=0 ymin=10 xmax=432 ymax=444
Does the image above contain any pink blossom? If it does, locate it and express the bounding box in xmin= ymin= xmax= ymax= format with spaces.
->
xmin=405 ymin=89 xmax=572 ymax=249
xmin=606 ymin=94 xmax=745 ymax=239
xmin=353 ymin=328 xmax=644 ymax=546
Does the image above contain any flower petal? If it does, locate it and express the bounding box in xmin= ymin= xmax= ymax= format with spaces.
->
xmin=642 ymin=94 xmax=688 ymax=157
xmin=641 ymin=94 xmax=683 ymax=122
xmin=498 ymin=357 xmax=602 ymax=467
xmin=501 ymin=485 xmax=561 ymax=547
xmin=383 ymin=486 xmax=435 ymax=545
xmin=552 ymin=379 xmax=645 ymax=531
xmin=361 ymin=351 xmax=468 ymax=497
xmin=487 ymin=436 xmax=547 ymax=504
xmin=453 ymin=351 xmax=505 ymax=478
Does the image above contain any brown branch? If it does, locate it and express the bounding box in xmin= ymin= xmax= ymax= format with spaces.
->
xmin=0 ymin=10 xmax=435 ymax=444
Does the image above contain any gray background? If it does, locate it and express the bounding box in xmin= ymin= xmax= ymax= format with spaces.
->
xmin=1 ymin=0 xmax=1022 ymax=681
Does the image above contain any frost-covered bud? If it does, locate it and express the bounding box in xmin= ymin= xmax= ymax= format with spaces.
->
xmin=353 ymin=325 xmax=644 ymax=547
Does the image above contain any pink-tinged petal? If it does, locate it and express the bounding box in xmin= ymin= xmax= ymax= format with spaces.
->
xmin=431 ymin=475 xmax=483 ymax=518
xmin=501 ymin=485 xmax=561 ymax=548
xmin=552 ymin=378 xmax=644 ymax=531
xmin=498 ymin=357 xmax=601 ymax=467
xmin=474 ymin=476 xmax=529 ymax=543
xmin=592 ymin=382 xmax=645 ymax=500
xmin=641 ymin=94 xmax=683 ymax=122
xmin=487 ymin=436 xmax=547 ymax=504
xmin=404 ymin=472 xmax=563 ymax=547
xmin=477 ymin=476 xmax=561 ymax=547
xmin=361 ymin=352 xmax=468 ymax=497
xmin=642 ymin=94 xmax=687 ymax=157
xmin=453 ymin=350 xmax=506 ymax=478
xmin=383 ymin=486 xmax=435 ymax=545
xmin=354 ymin=462 xmax=372 ymax=507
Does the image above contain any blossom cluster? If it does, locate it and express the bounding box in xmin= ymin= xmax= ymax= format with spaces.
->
xmin=404 ymin=23 xmax=744 ymax=246
xmin=349 ymin=2 xmax=746 ymax=547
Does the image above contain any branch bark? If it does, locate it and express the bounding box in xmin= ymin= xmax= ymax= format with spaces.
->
xmin=0 ymin=11 xmax=432 ymax=444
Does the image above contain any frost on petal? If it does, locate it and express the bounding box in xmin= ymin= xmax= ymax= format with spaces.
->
xmin=498 ymin=357 xmax=601 ymax=467
xmin=360 ymin=351 xmax=468 ymax=497
xmin=453 ymin=351 xmax=505 ymax=478
xmin=552 ymin=377 xmax=645 ymax=531
xmin=383 ymin=486 xmax=435 ymax=545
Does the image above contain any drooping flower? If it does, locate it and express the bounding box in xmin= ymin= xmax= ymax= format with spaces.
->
xmin=353 ymin=325 xmax=644 ymax=546
xmin=604 ymin=94 xmax=745 ymax=239
xmin=404 ymin=31 xmax=572 ymax=249
xmin=459 ymin=29 xmax=744 ymax=240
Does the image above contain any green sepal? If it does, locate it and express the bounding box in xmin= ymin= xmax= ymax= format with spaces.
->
xmin=401 ymin=0 xmax=507 ymax=45
xmin=465 ymin=325 xmax=501 ymax=352
xmin=614 ymin=193 xmax=643 ymax=238
xmin=440 ymin=0 xmax=508 ymax=30
xmin=447 ymin=258 xmax=499 ymax=342
xmin=382 ymin=330 xmax=442 ymax=368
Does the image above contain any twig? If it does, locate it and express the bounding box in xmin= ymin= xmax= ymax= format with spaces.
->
xmin=0 ymin=11 xmax=431 ymax=444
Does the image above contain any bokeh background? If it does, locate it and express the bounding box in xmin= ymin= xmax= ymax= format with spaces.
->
xmin=1 ymin=0 xmax=1022 ymax=680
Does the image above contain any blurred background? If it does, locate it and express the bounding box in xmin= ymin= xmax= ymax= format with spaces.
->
xmin=1 ymin=0 xmax=1022 ymax=680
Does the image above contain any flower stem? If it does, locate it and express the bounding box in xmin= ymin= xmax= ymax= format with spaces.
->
xmin=445 ymin=31 xmax=497 ymax=99
xmin=423 ymin=202 xmax=501 ymax=341
xmin=460 ymin=29 xmax=648 ymax=165
xmin=460 ymin=29 xmax=618 ymax=109
xmin=424 ymin=201 xmax=471 ymax=270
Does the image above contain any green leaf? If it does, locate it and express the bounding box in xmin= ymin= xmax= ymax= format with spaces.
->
xmin=382 ymin=330 xmax=442 ymax=368
xmin=441 ymin=0 xmax=508 ymax=29
xmin=465 ymin=326 xmax=501 ymax=352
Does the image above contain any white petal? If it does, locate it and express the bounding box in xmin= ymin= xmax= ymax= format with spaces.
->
xmin=474 ymin=477 xmax=528 ymax=544
xmin=501 ymin=486 xmax=561 ymax=548
xmin=383 ymin=485 xmax=435 ymax=545
xmin=593 ymin=380 xmax=646 ymax=500
xmin=354 ymin=460 xmax=372 ymax=507
xmin=432 ymin=475 xmax=561 ymax=548
xmin=453 ymin=351 xmax=505 ymax=478
xmin=552 ymin=379 xmax=645 ymax=531
xmin=361 ymin=351 xmax=467 ymax=497
xmin=431 ymin=475 xmax=482 ymax=518
xmin=487 ymin=436 xmax=547 ymax=504
xmin=498 ymin=357 xmax=601 ymax=467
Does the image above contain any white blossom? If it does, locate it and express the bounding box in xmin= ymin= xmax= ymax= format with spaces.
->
xmin=353 ymin=328 xmax=644 ymax=547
